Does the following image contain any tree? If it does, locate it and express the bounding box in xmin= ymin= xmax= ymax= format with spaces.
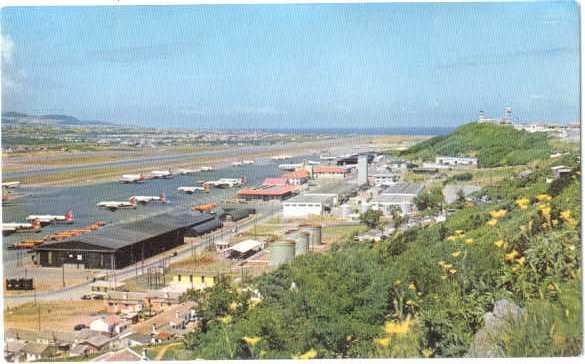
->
xmin=360 ymin=209 xmax=383 ymax=229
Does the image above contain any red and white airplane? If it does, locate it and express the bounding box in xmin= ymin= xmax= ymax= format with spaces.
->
xmin=97 ymin=197 xmax=137 ymax=210
xmin=131 ymin=192 xmax=168 ymax=204
xmin=3 ymin=219 xmax=41 ymax=235
xmin=178 ymin=185 xmax=209 ymax=194
xmin=26 ymin=209 xmax=74 ymax=226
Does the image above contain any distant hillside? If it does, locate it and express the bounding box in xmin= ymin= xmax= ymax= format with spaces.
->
xmin=1 ymin=111 xmax=119 ymax=127
xmin=400 ymin=122 xmax=552 ymax=167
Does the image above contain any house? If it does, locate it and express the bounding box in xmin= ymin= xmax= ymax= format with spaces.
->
xmin=262 ymin=177 xmax=288 ymax=186
xmin=21 ymin=343 xmax=52 ymax=362
xmin=91 ymin=347 xmax=145 ymax=362
xmin=284 ymin=170 xmax=310 ymax=185
xmin=80 ymin=333 xmax=114 ymax=354
xmin=435 ymin=156 xmax=478 ymax=168
xmin=442 ymin=184 xmax=481 ymax=204
xmin=370 ymin=173 xmax=399 ymax=186
xmin=168 ymin=269 xmax=226 ymax=291
xmin=551 ymin=165 xmax=572 ymax=179
xmin=122 ymin=333 xmax=152 ymax=347
xmin=4 ymin=341 xmax=25 ymax=362
xmin=282 ymin=194 xmax=334 ymax=218
xmin=106 ymin=291 xmax=145 ymax=315
xmin=68 ymin=344 xmax=91 ymax=358
xmin=312 ymin=166 xmax=349 ymax=179
xmin=90 ymin=315 xmax=127 ymax=335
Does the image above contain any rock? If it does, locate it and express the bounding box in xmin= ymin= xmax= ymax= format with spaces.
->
xmin=466 ymin=299 xmax=524 ymax=358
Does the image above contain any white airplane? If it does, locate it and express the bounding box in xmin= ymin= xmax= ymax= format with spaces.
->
xmin=2 ymin=181 xmax=21 ymax=189
xmin=279 ymin=163 xmax=303 ymax=171
xmin=3 ymin=219 xmax=41 ymax=235
xmin=271 ymin=155 xmax=291 ymax=160
xmin=178 ymin=186 xmax=209 ymax=194
xmin=26 ymin=209 xmax=74 ymax=225
xmin=242 ymin=160 xmax=255 ymax=165
xmin=131 ymin=192 xmax=168 ymax=204
xmin=307 ymin=160 xmax=321 ymax=165
xmin=232 ymin=161 xmax=243 ymax=167
xmin=97 ymin=197 xmax=137 ymax=210
xmin=119 ymin=174 xmax=144 ymax=184
xmin=150 ymin=170 xmax=173 ymax=179
xmin=320 ymin=155 xmax=336 ymax=160
xmin=177 ymin=168 xmax=200 ymax=175
xmin=204 ymin=177 xmax=246 ymax=189
xmin=200 ymin=166 xmax=215 ymax=172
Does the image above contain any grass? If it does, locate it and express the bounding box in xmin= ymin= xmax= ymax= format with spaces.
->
xmin=322 ymin=224 xmax=368 ymax=244
xmin=4 ymin=300 xmax=107 ymax=331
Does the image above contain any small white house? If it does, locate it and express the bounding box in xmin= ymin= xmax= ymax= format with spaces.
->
xmin=89 ymin=315 xmax=127 ymax=335
xmin=435 ymin=156 xmax=478 ymax=168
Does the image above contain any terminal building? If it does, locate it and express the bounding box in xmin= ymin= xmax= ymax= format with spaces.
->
xmin=33 ymin=212 xmax=218 ymax=270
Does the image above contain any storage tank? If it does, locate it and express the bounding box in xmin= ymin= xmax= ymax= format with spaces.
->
xmin=302 ymin=224 xmax=322 ymax=247
xmin=294 ymin=232 xmax=310 ymax=256
xmin=269 ymin=240 xmax=296 ymax=268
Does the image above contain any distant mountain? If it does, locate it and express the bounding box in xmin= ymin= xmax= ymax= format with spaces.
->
xmin=1 ymin=111 xmax=120 ymax=127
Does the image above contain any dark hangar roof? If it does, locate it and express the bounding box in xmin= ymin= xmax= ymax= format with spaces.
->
xmin=34 ymin=211 xmax=215 ymax=252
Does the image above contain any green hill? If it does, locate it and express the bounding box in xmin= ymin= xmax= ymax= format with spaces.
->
xmin=400 ymin=122 xmax=552 ymax=167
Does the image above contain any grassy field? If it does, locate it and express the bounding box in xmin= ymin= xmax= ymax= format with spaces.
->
xmin=322 ymin=224 xmax=368 ymax=244
xmin=4 ymin=300 xmax=106 ymax=331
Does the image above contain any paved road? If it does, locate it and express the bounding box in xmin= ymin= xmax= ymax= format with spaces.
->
xmin=3 ymin=202 xmax=280 ymax=306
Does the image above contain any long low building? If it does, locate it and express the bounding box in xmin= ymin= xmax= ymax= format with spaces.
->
xmin=282 ymin=194 xmax=335 ymax=218
xmin=33 ymin=212 xmax=217 ymax=270
xmin=238 ymin=185 xmax=299 ymax=201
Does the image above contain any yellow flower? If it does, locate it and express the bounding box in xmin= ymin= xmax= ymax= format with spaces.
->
xmin=229 ymin=301 xmax=238 ymax=312
xmin=346 ymin=335 xmax=353 ymax=342
xmin=438 ymin=260 xmax=446 ymax=267
xmin=455 ymin=230 xmax=465 ymax=236
xmin=446 ymin=235 xmax=458 ymax=241
xmin=464 ymin=238 xmax=474 ymax=245
xmin=547 ymin=283 xmax=557 ymax=291
xmin=384 ymin=318 xmax=412 ymax=335
xmin=374 ymin=337 xmax=390 ymax=348
xmin=487 ymin=219 xmax=498 ymax=226
xmin=422 ymin=348 xmax=433 ymax=358
xmin=243 ymin=336 xmax=262 ymax=346
xmin=511 ymin=266 xmax=518 ymax=273
xmin=249 ymin=297 xmax=262 ymax=308
xmin=504 ymin=250 xmax=519 ymax=262
xmin=296 ymin=349 xmax=318 ymax=360
xmin=219 ymin=315 xmax=232 ymax=324
xmin=443 ymin=263 xmax=453 ymax=269
xmin=494 ymin=240 xmax=504 ymax=248
xmin=394 ymin=280 xmax=401 ymax=287
xmin=515 ymin=198 xmax=530 ymax=209
xmin=406 ymin=299 xmax=415 ymax=306
xmin=516 ymin=257 xmax=525 ymax=266
xmin=489 ymin=209 xmax=507 ymax=219
xmin=539 ymin=206 xmax=551 ymax=217
xmin=441 ymin=275 xmax=448 ymax=280
xmin=448 ymin=268 xmax=457 ymax=274
xmin=560 ymin=210 xmax=572 ymax=220
xmin=408 ymin=282 xmax=416 ymax=291
xmin=536 ymin=194 xmax=552 ymax=202
xmin=451 ymin=250 xmax=461 ymax=257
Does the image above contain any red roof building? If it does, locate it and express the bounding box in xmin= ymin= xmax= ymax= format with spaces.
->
xmin=262 ymin=177 xmax=288 ymax=186
xmin=313 ymin=166 xmax=349 ymax=178
xmin=284 ymin=170 xmax=310 ymax=185
xmin=238 ymin=185 xmax=299 ymax=201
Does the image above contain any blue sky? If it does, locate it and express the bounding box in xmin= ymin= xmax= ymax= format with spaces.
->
xmin=1 ymin=2 xmax=580 ymax=129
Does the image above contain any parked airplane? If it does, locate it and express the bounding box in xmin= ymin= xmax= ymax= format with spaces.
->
xmin=242 ymin=160 xmax=255 ymax=165
xmin=97 ymin=197 xmax=137 ymax=210
xmin=200 ymin=166 xmax=215 ymax=171
xmin=279 ymin=163 xmax=303 ymax=171
xmin=3 ymin=219 xmax=41 ymax=235
xmin=131 ymin=193 xmax=168 ymax=204
xmin=271 ymin=155 xmax=291 ymax=160
xmin=232 ymin=161 xmax=243 ymax=167
xmin=26 ymin=209 xmax=74 ymax=226
xmin=204 ymin=177 xmax=246 ymax=189
xmin=119 ymin=174 xmax=144 ymax=183
xmin=177 ymin=168 xmax=200 ymax=175
xmin=307 ymin=160 xmax=321 ymax=165
xmin=320 ymin=155 xmax=336 ymax=160
xmin=2 ymin=181 xmax=21 ymax=189
xmin=178 ymin=186 xmax=209 ymax=194
xmin=150 ymin=170 xmax=174 ymax=179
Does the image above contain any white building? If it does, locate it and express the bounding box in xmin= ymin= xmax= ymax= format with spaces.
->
xmin=370 ymin=173 xmax=399 ymax=186
xmin=435 ymin=156 xmax=478 ymax=168
xmin=357 ymin=155 xmax=369 ymax=186
xmin=370 ymin=182 xmax=423 ymax=216
xmin=282 ymin=194 xmax=335 ymax=218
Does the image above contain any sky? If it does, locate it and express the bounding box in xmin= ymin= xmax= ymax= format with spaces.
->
xmin=0 ymin=2 xmax=580 ymax=129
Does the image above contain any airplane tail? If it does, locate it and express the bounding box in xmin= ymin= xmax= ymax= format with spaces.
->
xmin=240 ymin=176 xmax=247 ymax=184
xmin=64 ymin=209 xmax=74 ymax=222
xmin=160 ymin=192 xmax=167 ymax=202
xmin=129 ymin=196 xmax=137 ymax=205
xmin=31 ymin=219 xmax=41 ymax=230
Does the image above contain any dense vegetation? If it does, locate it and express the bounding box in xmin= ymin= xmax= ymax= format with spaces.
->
xmin=400 ymin=122 xmax=553 ymax=167
xmin=178 ymin=126 xmax=580 ymax=359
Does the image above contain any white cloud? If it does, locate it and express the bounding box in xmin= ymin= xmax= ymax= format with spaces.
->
xmin=1 ymin=33 xmax=22 ymax=92
xmin=1 ymin=34 xmax=14 ymax=65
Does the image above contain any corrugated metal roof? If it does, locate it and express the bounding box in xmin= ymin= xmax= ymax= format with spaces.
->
xmin=36 ymin=211 xmax=214 ymax=251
